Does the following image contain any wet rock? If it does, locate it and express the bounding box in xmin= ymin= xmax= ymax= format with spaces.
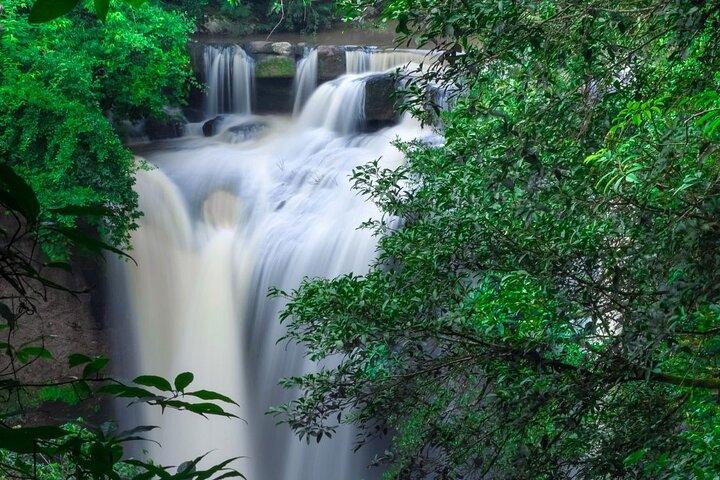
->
xmin=294 ymin=42 xmax=311 ymax=57
xmin=245 ymin=41 xmax=274 ymax=54
xmin=255 ymin=55 xmax=296 ymax=78
xmin=271 ymin=42 xmax=293 ymax=56
xmin=145 ymin=117 xmax=185 ymax=140
xmin=364 ymin=74 xmax=397 ymax=123
xmin=317 ymin=45 xmax=346 ymax=81
xmin=254 ymin=77 xmax=293 ymax=114
xmin=202 ymin=115 xmax=225 ymax=137
xmin=182 ymin=106 xmax=205 ymax=123
xmin=223 ymin=120 xmax=269 ymax=143
xmin=187 ymin=41 xmax=206 ymax=78
xmin=186 ymin=83 xmax=206 ymax=112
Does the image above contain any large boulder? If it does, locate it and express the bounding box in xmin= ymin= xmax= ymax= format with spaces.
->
xmin=202 ymin=115 xmax=225 ymax=137
xmin=182 ymin=107 xmax=205 ymax=123
xmin=255 ymin=55 xmax=296 ymax=79
xmin=145 ymin=109 xmax=186 ymax=140
xmin=245 ymin=41 xmax=274 ymax=54
xmin=317 ymin=45 xmax=346 ymax=81
xmin=271 ymin=42 xmax=293 ymax=56
xmin=222 ymin=120 xmax=269 ymax=143
xmin=364 ymin=74 xmax=397 ymax=123
xmin=144 ymin=119 xmax=185 ymax=140
xmin=294 ymin=42 xmax=311 ymax=57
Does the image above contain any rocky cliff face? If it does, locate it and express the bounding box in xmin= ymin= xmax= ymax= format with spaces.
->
xmin=0 ymin=220 xmax=110 ymax=425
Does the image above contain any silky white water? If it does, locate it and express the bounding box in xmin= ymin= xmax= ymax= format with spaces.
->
xmin=292 ymin=48 xmax=318 ymax=115
xmin=204 ymin=45 xmax=255 ymax=115
xmin=346 ymin=48 xmax=437 ymax=74
xmin=111 ymin=44 xmax=437 ymax=479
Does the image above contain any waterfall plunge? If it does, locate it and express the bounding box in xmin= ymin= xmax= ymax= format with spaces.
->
xmin=292 ymin=48 xmax=318 ymax=115
xmin=297 ymin=74 xmax=367 ymax=134
xmin=204 ymin=45 xmax=255 ymax=115
xmin=111 ymin=43 xmax=439 ymax=480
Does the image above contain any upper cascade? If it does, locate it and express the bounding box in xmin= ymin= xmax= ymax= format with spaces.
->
xmin=297 ymin=74 xmax=368 ymax=134
xmin=203 ymin=44 xmax=255 ymax=116
xmin=176 ymin=42 xmax=446 ymax=139
xmin=292 ymin=47 xmax=318 ymax=115
xmin=345 ymin=48 xmax=436 ymax=74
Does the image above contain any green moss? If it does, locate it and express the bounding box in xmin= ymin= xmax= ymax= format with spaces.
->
xmin=255 ymin=55 xmax=296 ymax=78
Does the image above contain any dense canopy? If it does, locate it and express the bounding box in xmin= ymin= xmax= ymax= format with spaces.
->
xmin=0 ymin=0 xmax=193 ymax=253
xmin=2 ymin=0 xmax=720 ymax=478
xmin=275 ymin=1 xmax=720 ymax=478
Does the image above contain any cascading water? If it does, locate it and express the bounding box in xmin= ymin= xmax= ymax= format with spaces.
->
xmin=297 ymin=74 xmax=368 ymax=134
xmin=110 ymin=43 xmax=438 ymax=480
xmin=292 ymin=48 xmax=318 ymax=115
xmin=346 ymin=48 xmax=435 ymax=74
xmin=204 ymin=44 xmax=255 ymax=115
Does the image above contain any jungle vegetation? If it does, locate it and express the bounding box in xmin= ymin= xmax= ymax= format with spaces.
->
xmin=1 ymin=0 xmax=719 ymax=479
xmin=274 ymin=1 xmax=720 ymax=479
xmin=1 ymin=1 xmax=242 ymax=479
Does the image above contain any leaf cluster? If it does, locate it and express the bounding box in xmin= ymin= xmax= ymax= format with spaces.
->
xmin=276 ymin=1 xmax=720 ymax=478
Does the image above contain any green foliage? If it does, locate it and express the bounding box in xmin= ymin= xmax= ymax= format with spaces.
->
xmin=0 ymin=0 xmax=194 ymax=255
xmin=160 ymin=0 xmax=336 ymax=34
xmin=270 ymin=0 xmax=336 ymax=33
xmin=275 ymin=1 xmax=720 ymax=478
xmin=255 ymin=55 xmax=296 ymax=78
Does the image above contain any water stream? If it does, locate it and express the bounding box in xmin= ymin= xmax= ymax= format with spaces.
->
xmin=110 ymin=43 xmax=438 ymax=479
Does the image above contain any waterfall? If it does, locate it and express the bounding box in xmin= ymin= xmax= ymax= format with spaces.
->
xmin=297 ymin=74 xmax=367 ymax=134
xmin=346 ymin=49 xmax=371 ymax=74
xmin=346 ymin=48 xmax=435 ymax=74
xmin=204 ymin=44 xmax=255 ymax=115
xmin=292 ymin=48 xmax=318 ymax=115
xmin=111 ymin=115 xmax=432 ymax=479
xmin=110 ymin=39 xmax=440 ymax=480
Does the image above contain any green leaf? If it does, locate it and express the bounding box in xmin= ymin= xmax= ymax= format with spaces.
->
xmin=124 ymin=0 xmax=148 ymax=7
xmin=213 ymin=471 xmax=246 ymax=480
xmin=174 ymin=372 xmax=194 ymax=391
xmin=28 ymin=0 xmax=82 ymax=23
xmin=99 ymin=384 xmax=156 ymax=399
xmin=184 ymin=402 xmax=235 ymax=417
xmin=69 ymin=353 xmax=92 ymax=368
xmin=187 ymin=389 xmax=239 ymax=405
xmin=0 ymin=302 xmax=16 ymax=328
xmin=38 ymin=386 xmax=81 ymax=405
xmin=624 ymin=448 xmax=648 ymax=466
xmin=16 ymin=346 xmax=53 ymax=363
xmin=177 ymin=460 xmax=196 ymax=475
xmin=74 ymin=380 xmax=92 ymax=398
xmin=82 ymin=356 xmax=110 ymax=378
xmin=133 ymin=375 xmax=173 ymax=392
xmin=0 ymin=165 xmax=40 ymax=224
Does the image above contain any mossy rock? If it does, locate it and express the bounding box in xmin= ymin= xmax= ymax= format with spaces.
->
xmin=255 ymin=55 xmax=296 ymax=79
